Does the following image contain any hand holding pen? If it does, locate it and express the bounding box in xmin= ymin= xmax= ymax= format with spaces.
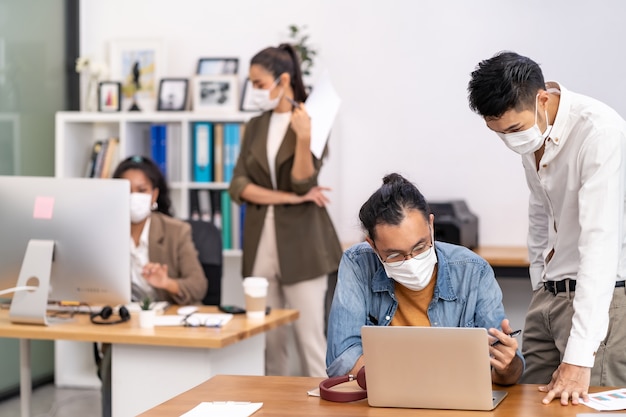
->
xmin=286 ymin=96 xmax=311 ymax=141
xmin=491 ymin=329 xmax=522 ymax=347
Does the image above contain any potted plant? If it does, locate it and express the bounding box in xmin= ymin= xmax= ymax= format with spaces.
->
xmin=138 ymin=296 xmax=156 ymax=329
xmin=287 ymin=24 xmax=317 ymax=80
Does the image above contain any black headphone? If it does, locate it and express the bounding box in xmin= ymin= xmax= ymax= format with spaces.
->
xmin=90 ymin=305 xmax=131 ymax=325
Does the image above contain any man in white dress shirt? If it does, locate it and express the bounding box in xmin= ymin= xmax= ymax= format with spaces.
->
xmin=467 ymin=51 xmax=626 ymax=406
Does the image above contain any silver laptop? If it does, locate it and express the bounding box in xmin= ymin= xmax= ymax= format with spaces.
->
xmin=361 ymin=326 xmax=507 ymax=410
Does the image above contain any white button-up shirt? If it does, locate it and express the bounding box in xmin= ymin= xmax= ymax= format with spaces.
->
xmin=130 ymin=217 xmax=158 ymax=301
xmin=522 ymin=82 xmax=626 ymax=367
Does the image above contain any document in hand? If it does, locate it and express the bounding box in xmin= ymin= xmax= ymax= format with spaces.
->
xmin=305 ymin=69 xmax=341 ymax=159
xmin=179 ymin=401 xmax=262 ymax=417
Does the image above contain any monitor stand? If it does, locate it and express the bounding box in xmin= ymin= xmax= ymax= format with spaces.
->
xmin=10 ymin=239 xmax=54 ymax=326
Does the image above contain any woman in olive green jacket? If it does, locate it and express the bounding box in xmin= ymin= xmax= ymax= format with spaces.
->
xmin=229 ymin=44 xmax=342 ymax=377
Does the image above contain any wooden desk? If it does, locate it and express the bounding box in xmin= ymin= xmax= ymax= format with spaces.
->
xmin=473 ymin=246 xmax=529 ymax=268
xmin=139 ymin=375 xmax=619 ymax=417
xmin=0 ymin=307 xmax=298 ymax=417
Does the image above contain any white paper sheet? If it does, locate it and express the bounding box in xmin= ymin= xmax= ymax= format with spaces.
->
xmin=581 ymin=388 xmax=626 ymax=411
xmin=179 ymin=401 xmax=262 ymax=417
xmin=305 ymin=70 xmax=341 ymax=159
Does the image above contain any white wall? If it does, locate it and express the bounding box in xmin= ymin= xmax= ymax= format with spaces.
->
xmin=80 ymin=0 xmax=626 ymax=246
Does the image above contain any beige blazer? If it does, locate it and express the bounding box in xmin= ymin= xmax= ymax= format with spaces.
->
xmin=148 ymin=212 xmax=207 ymax=305
xmin=228 ymin=111 xmax=342 ymax=283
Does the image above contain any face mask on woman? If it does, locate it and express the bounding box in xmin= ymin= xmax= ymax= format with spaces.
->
xmin=496 ymin=94 xmax=552 ymax=154
xmin=130 ymin=192 xmax=153 ymax=224
xmin=250 ymin=78 xmax=282 ymax=111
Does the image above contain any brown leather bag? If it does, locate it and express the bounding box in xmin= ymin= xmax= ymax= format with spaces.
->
xmin=319 ymin=366 xmax=367 ymax=402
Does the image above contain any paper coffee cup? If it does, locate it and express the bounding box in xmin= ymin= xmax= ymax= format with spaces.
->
xmin=242 ymin=277 xmax=268 ymax=320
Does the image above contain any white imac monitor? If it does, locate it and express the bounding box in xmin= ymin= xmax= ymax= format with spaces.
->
xmin=0 ymin=176 xmax=131 ymax=325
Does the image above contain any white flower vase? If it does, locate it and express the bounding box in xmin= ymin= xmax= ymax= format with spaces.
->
xmin=138 ymin=310 xmax=156 ymax=329
xmin=82 ymin=76 xmax=98 ymax=112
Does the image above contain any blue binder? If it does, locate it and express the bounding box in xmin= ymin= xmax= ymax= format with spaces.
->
xmin=223 ymin=123 xmax=240 ymax=182
xmin=193 ymin=122 xmax=213 ymax=182
xmin=150 ymin=124 xmax=167 ymax=178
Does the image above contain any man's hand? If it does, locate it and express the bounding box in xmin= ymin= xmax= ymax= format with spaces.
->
xmin=489 ymin=318 xmax=523 ymax=385
xmin=538 ymin=363 xmax=591 ymax=405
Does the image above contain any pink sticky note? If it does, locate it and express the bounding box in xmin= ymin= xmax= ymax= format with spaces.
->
xmin=33 ymin=196 xmax=55 ymax=219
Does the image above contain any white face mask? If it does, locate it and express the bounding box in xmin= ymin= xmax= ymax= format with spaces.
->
xmin=130 ymin=192 xmax=153 ymax=224
xmin=250 ymin=79 xmax=282 ymax=111
xmin=496 ymin=94 xmax=552 ymax=154
xmin=381 ymin=244 xmax=438 ymax=291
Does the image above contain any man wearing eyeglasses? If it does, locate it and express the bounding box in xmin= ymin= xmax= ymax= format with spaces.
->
xmin=326 ymin=173 xmax=524 ymax=385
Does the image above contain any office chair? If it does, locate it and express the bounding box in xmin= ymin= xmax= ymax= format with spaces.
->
xmin=187 ymin=219 xmax=223 ymax=306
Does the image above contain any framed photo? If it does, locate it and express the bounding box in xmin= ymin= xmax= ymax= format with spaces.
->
xmin=192 ymin=75 xmax=239 ymax=112
xmin=240 ymin=78 xmax=261 ymax=112
xmin=196 ymin=57 xmax=239 ymax=75
xmin=108 ymin=39 xmax=165 ymax=111
xmin=157 ymin=78 xmax=188 ymax=111
xmin=98 ymin=81 xmax=122 ymax=112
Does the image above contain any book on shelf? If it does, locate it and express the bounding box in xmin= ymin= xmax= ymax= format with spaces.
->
xmin=84 ymin=140 xmax=103 ymax=178
xmin=166 ymin=123 xmax=182 ymax=182
xmin=189 ymin=188 xmax=200 ymax=221
xmin=223 ymin=123 xmax=241 ymax=182
xmin=221 ymin=191 xmax=232 ymax=250
xmin=213 ymin=123 xmax=224 ymax=183
xmin=230 ymin=200 xmax=242 ymax=250
xmin=150 ymin=124 xmax=167 ymax=178
xmin=99 ymin=138 xmax=119 ymax=178
xmin=197 ymin=189 xmax=212 ymax=222
xmin=193 ymin=122 xmax=213 ymax=182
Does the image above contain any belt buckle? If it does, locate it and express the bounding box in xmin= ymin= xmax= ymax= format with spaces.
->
xmin=546 ymin=281 xmax=558 ymax=296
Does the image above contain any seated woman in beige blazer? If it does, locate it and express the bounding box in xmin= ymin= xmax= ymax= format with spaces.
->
xmin=99 ymin=155 xmax=207 ymax=417
xmin=113 ymin=155 xmax=207 ymax=304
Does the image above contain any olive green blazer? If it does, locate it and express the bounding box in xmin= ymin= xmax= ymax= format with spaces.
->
xmin=148 ymin=212 xmax=207 ymax=304
xmin=228 ymin=111 xmax=342 ymax=283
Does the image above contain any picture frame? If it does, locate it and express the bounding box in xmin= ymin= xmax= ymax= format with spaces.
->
xmin=192 ymin=75 xmax=239 ymax=112
xmin=157 ymin=78 xmax=189 ymax=111
xmin=196 ymin=57 xmax=239 ymax=75
xmin=240 ymin=78 xmax=261 ymax=112
xmin=97 ymin=81 xmax=122 ymax=112
xmin=108 ymin=39 xmax=165 ymax=111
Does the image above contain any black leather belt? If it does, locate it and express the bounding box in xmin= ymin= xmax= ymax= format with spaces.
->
xmin=544 ymin=279 xmax=626 ymax=295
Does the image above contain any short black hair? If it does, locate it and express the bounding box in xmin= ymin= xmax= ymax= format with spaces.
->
xmin=467 ymin=51 xmax=546 ymax=119
xmin=112 ymin=155 xmax=172 ymax=216
xmin=359 ymin=173 xmax=430 ymax=241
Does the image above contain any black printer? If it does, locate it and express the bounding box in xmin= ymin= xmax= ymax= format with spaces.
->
xmin=429 ymin=200 xmax=479 ymax=249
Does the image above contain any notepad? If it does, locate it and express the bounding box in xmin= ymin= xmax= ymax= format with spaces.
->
xmin=179 ymin=401 xmax=262 ymax=417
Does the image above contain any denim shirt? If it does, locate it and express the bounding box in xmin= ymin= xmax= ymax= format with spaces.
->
xmin=326 ymin=241 xmax=524 ymax=377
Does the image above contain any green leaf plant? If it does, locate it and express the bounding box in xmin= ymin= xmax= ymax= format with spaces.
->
xmin=288 ymin=24 xmax=317 ymax=77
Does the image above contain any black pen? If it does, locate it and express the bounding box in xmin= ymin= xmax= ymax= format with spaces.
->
xmin=491 ymin=329 xmax=522 ymax=347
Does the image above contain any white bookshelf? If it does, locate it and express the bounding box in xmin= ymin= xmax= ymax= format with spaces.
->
xmin=56 ymin=111 xmax=253 ymax=237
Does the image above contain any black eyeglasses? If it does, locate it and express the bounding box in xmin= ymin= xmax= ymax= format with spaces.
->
xmin=380 ymin=241 xmax=434 ymax=268
xmin=181 ymin=313 xmax=227 ymax=328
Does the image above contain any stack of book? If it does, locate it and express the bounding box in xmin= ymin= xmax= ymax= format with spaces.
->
xmin=85 ymin=137 xmax=119 ymax=178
